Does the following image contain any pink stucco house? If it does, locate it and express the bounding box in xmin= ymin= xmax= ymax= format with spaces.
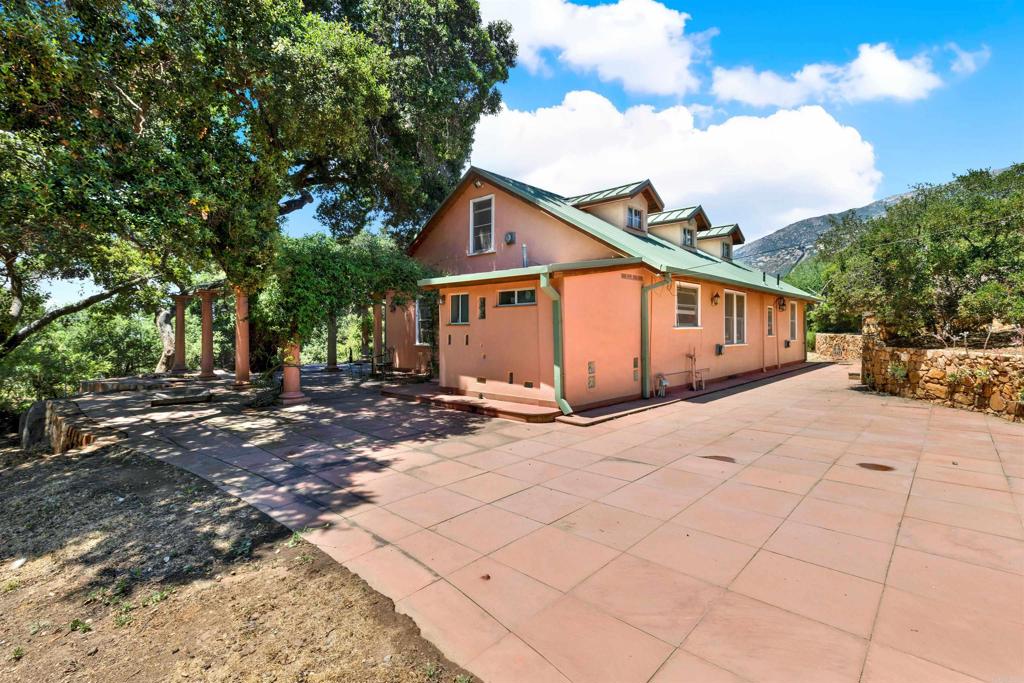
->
xmin=385 ymin=167 xmax=818 ymax=414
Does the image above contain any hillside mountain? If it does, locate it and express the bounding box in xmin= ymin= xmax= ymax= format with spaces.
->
xmin=736 ymin=191 xmax=912 ymax=275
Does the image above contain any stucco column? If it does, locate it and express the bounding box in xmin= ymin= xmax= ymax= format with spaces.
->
xmin=325 ymin=314 xmax=339 ymax=372
xmin=171 ymin=295 xmax=191 ymax=374
xmin=198 ymin=290 xmax=216 ymax=379
xmin=279 ymin=342 xmax=309 ymax=405
xmin=372 ymin=300 xmax=383 ymax=373
xmin=233 ymin=287 xmax=250 ymax=386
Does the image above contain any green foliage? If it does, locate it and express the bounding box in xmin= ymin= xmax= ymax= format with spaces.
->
xmin=945 ymin=369 xmax=965 ymax=386
xmin=785 ymin=257 xmax=861 ymax=333
xmin=887 ymin=362 xmax=908 ymax=381
xmin=252 ymin=233 xmax=426 ymax=350
xmin=1 ymin=0 xmax=515 ymax=360
xmin=816 ymin=164 xmax=1024 ymax=341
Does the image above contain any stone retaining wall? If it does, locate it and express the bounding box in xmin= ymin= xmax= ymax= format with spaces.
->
xmin=20 ymin=399 xmax=123 ymax=452
xmin=862 ymin=341 xmax=1024 ymax=421
xmin=815 ymin=333 xmax=864 ymax=362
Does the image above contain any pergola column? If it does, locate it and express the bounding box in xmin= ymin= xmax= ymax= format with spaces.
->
xmin=198 ymin=289 xmax=217 ymax=379
xmin=325 ymin=313 xmax=339 ymax=372
xmin=279 ymin=341 xmax=309 ymax=405
xmin=372 ymin=300 xmax=383 ymax=373
xmin=171 ymin=295 xmax=191 ymax=374
xmin=233 ymin=287 xmax=251 ymax=386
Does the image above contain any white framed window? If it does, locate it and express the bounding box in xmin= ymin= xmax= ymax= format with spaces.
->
xmin=675 ymin=283 xmax=700 ymax=328
xmin=414 ymin=299 xmax=434 ymax=345
xmin=766 ymin=306 xmax=774 ymax=337
xmin=449 ymin=293 xmax=470 ymax=324
xmin=469 ymin=195 xmax=494 ymax=254
xmin=790 ymin=303 xmax=799 ymax=340
xmin=682 ymin=228 xmax=695 ymax=248
xmin=626 ymin=206 xmax=643 ymax=229
xmin=724 ymin=290 xmax=746 ymax=345
xmin=497 ymin=288 xmax=536 ymax=306
xmin=721 ymin=241 xmax=733 ymax=260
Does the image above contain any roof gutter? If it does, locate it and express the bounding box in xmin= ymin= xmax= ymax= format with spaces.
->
xmin=660 ymin=265 xmax=823 ymax=302
xmin=539 ymin=273 xmax=573 ymax=416
xmin=641 ymin=273 xmax=673 ymax=399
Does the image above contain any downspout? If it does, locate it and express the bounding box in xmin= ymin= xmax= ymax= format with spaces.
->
xmin=539 ymin=273 xmax=573 ymax=415
xmin=641 ymin=273 xmax=673 ymax=398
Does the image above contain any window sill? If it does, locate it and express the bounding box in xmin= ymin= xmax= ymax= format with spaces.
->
xmin=496 ymin=303 xmax=537 ymax=308
xmin=447 ymin=322 xmax=470 ymax=326
xmin=414 ymin=342 xmax=431 ymax=347
xmin=724 ymin=343 xmax=748 ymax=347
xmin=467 ymin=249 xmax=496 ymax=257
xmin=673 ymin=326 xmax=702 ymax=330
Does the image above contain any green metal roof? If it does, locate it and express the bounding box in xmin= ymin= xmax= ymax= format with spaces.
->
xmin=648 ymin=207 xmax=699 ymax=225
xmin=421 ymin=167 xmax=819 ymax=301
xmin=698 ymin=224 xmax=746 ymax=244
xmin=564 ymin=179 xmax=664 ymax=210
xmin=417 ymin=257 xmax=643 ymax=288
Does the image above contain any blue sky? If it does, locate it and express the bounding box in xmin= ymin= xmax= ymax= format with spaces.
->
xmin=288 ymin=0 xmax=1022 ymax=240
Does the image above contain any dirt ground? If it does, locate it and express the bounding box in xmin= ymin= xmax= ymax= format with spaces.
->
xmin=0 ymin=437 xmax=474 ymax=683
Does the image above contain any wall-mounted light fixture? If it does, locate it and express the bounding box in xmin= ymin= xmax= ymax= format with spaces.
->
xmin=711 ymin=291 xmax=721 ymax=306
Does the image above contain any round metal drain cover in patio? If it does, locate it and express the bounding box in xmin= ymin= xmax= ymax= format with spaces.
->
xmin=857 ymin=462 xmax=895 ymax=471
xmin=700 ymin=455 xmax=737 ymax=463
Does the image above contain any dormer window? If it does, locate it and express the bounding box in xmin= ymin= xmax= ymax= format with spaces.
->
xmin=627 ymin=207 xmax=643 ymax=230
xmin=721 ymin=242 xmax=733 ymax=260
xmin=682 ymin=228 xmax=695 ymax=248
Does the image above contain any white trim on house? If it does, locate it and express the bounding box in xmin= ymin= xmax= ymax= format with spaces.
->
xmin=674 ymin=282 xmax=701 ymax=329
xmin=766 ymin=305 xmax=775 ymax=337
xmin=448 ymin=292 xmax=470 ymax=325
xmin=724 ymin=289 xmax=746 ymax=345
xmin=790 ymin=302 xmax=799 ymax=340
xmin=414 ymin=299 xmax=432 ymax=346
xmin=468 ymin=194 xmax=495 ymax=255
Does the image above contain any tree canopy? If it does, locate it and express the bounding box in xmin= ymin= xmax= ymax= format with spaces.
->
xmin=814 ymin=164 xmax=1024 ymax=341
xmin=1 ymin=0 xmax=515 ymax=360
xmin=252 ymin=233 xmax=424 ymax=349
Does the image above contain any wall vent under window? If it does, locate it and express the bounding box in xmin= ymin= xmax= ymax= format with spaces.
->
xmin=715 ymin=343 xmax=724 ymax=356
xmin=465 ymin=334 xmax=469 ymax=345
xmin=447 ymin=334 xmax=451 ymax=345
xmin=523 ymin=381 xmax=534 ymax=389
xmin=784 ymin=339 xmax=792 ymax=348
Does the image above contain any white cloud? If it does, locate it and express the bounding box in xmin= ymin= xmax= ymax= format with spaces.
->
xmin=478 ymin=0 xmax=711 ymax=96
xmin=712 ymin=43 xmax=943 ymax=107
xmin=948 ymin=42 xmax=991 ymax=75
xmin=471 ymin=91 xmax=882 ymax=239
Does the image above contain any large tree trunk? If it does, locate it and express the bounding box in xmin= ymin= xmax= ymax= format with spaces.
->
xmin=154 ymin=307 xmax=175 ymax=373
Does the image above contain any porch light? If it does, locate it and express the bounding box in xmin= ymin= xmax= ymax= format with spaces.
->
xmin=711 ymin=291 xmax=721 ymax=306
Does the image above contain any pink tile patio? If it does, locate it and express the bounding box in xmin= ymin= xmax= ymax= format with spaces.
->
xmin=75 ymin=364 xmax=1024 ymax=683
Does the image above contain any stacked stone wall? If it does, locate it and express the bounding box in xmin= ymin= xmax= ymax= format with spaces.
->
xmin=862 ymin=341 xmax=1024 ymax=422
xmin=815 ymin=333 xmax=863 ymax=362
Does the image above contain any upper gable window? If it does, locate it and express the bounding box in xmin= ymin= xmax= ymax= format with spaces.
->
xmin=469 ymin=196 xmax=494 ymax=254
xmin=682 ymin=228 xmax=695 ymax=248
xmin=720 ymin=241 xmax=733 ymax=260
xmin=626 ymin=206 xmax=643 ymax=230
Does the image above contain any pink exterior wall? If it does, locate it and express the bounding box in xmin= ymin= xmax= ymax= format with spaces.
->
xmin=561 ymin=268 xmax=644 ymax=408
xmin=435 ymin=279 xmax=556 ymax=406
xmin=385 ymin=296 xmax=432 ymax=373
xmin=412 ymin=180 xmax=618 ymax=275
xmin=648 ymin=277 xmax=805 ymax=391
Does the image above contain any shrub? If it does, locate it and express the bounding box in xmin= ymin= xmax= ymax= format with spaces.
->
xmin=887 ymin=361 xmax=908 ymax=381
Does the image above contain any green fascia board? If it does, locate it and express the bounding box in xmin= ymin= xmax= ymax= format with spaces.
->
xmin=417 ymin=257 xmax=644 ymax=287
xmin=428 ymin=167 xmax=818 ymax=301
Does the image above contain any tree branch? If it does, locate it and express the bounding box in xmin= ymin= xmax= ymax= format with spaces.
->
xmin=2 ymin=252 xmax=24 ymax=322
xmin=278 ymin=189 xmax=314 ymax=216
xmin=0 ymin=277 xmax=149 ymax=361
